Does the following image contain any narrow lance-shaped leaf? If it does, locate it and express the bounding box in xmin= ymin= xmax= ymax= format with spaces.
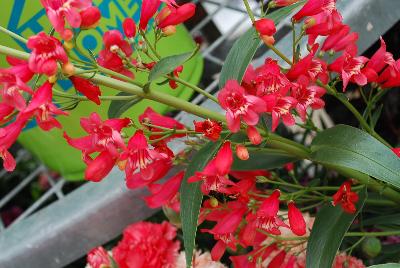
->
xmin=306 ymin=187 xmax=367 ymax=267
xmin=219 ymin=1 xmax=306 ymax=89
xmin=180 ymin=140 xmax=224 ymax=267
xmin=368 ymin=265 xmax=400 ymax=268
xmin=232 ymin=148 xmax=297 ymax=170
xmin=107 ymin=92 xmax=143 ymax=118
xmin=310 ymin=125 xmax=400 ymax=189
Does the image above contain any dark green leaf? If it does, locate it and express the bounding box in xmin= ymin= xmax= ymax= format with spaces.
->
xmin=107 ymin=92 xmax=143 ymax=118
xmin=232 ymin=149 xmax=297 ymax=170
xmin=368 ymin=264 xmax=400 ymax=268
xmin=310 ymin=125 xmax=400 ymax=189
xmin=218 ymin=1 xmax=305 ymax=89
xmin=358 ymin=214 xmax=400 ymax=227
xmin=180 ymin=140 xmax=224 ymax=268
xmin=148 ymin=51 xmax=193 ymax=82
xmin=306 ymin=187 xmax=367 ymax=267
xmin=371 ymin=104 xmax=383 ymax=129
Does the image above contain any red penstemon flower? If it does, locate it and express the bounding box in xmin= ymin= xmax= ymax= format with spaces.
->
xmin=0 ymin=68 xmax=33 ymax=111
xmin=80 ymin=6 xmax=101 ymax=29
xmin=292 ymin=0 xmax=336 ymax=22
xmin=254 ymin=58 xmax=291 ymax=96
xmin=254 ymin=18 xmax=276 ymax=36
xmin=70 ymin=76 xmax=101 ymax=105
xmin=194 ymin=119 xmax=222 ymax=141
xmin=24 ymin=82 xmax=68 ymax=131
xmin=122 ymin=18 xmax=137 ymax=38
xmin=157 ymin=3 xmax=196 ymax=29
xmin=263 ymin=93 xmax=297 ymax=131
xmin=392 ymin=148 xmax=400 ymax=158
xmin=321 ymin=25 xmax=359 ymax=53
xmin=332 ymin=181 xmax=359 ymax=213
xmin=0 ymin=103 xmax=14 ymax=124
xmin=168 ymin=65 xmax=184 ymax=89
xmin=218 ymin=80 xmax=266 ymax=133
xmin=86 ymin=247 xmax=111 ymax=268
xmin=27 ymin=32 xmax=68 ymax=76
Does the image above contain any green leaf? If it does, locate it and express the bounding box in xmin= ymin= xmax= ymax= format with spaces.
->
xmin=218 ymin=1 xmax=305 ymax=89
xmin=306 ymin=187 xmax=367 ymax=267
xmin=232 ymin=149 xmax=297 ymax=170
xmin=148 ymin=51 xmax=193 ymax=82
xmin=180 ymin=140 xmax=224 ymax=268
xmin=358 ymin=213 xmax=400 ymax=227
xmin=310 ymin=125 xmax=400 ymax=189
xmin=369 ymin=264 xmax=400 ymax=268
xmin=107 ymin=92 xmax=143 ymax=118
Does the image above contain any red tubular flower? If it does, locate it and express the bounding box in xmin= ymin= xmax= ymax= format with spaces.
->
xmin=377 ymin=59 xmax=400 ymax=88
xmin=329 ymin=49 xmax=369 ymax=91
xmin=0 ymin=116 xmax=28 ymax=171
xmin=218 ymin=80 xmax=266 ymax=133
xmin=0 ymin=103 xmax=14 ymax=124
xmin=271 ymin=0 xmax=299 ymax=6
xmin=40 ymin=0 xmax=92 ymax=38
xmin=139 ymin=0 xmax=162 ymax=30
xmin=168 ymin=65 xmax=184 ymax=89
xmin=80 ymin=6 xmax=101 ymax=29
xmin=125 ymin=158 xmax=172 ymax=189
xmin=87 ymin=247 xmax=111 ymax=268
xmin=188 ymin=142 xmax=235 ymax=194
xmin=157 ymin=3 xmax=196 ymax=29
xmin=291 ymin=77 xmax=325 ymax=122
xmin=255 ymin=190 xmax=288 ymax=234
xmin=85 ymin=151 xmax=115 ymax=182
xmin=27 ymin=32 xmax=68 ymax=76
xmin=6 ymin=57 xmax=34 ymax=83
xmin=0 ymin=69 xmax=33 ymax=111
xmin=321 ymin=25 xmax=358 ymax=53
xmin=122 ymin=18 xmax=137 ymax=38
xmin=254 ymin=18 xmax=276 ymax=36
xmin=24 ymin=82 xmax=68 ymax=131
xmin=144 ymin=171 xmax=184 ymax=210
xmin=288 ymin=201 xmax=306 ymax=236
xmin=254 ymin=58 xmax=291 ymax=96
xmin=194 ymin=119 xmax=222 ymax=141
xmin=139 ymin=107 xmax=185 ymax=141
xmin=332 ymin=181 xmax=359 ymax=213
xmin=263 ymin=94 xmax=297 ymax=131
xmin=305 ymin=9 xmax=343 ymax=45
xmin=70 ymin=76 xmax=101 ymax=105
xmin=292 ymin=0 xmax=336 ymax=22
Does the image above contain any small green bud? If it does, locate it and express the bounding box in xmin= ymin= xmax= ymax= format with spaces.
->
xmin=362 ymin=237 xmax=382 ymax=258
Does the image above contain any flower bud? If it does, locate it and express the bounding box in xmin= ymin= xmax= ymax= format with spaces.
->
xmin=156 ymin=7 xmax=172 ymax=25
xmin=117 ymin=159 xmax=127 ymax=171
xmin=80 ymin=7 xmax=101 ymax=29
xmin=236 ymin=144 xmax=249 ymax=160
xmin=122 ymin=18 xmax=137 ymax=38
xmin=247 ymin=126 xmax=262 ymax=145
xmin=261 ymin=35 xmax=275 ymax=46
xmin=362 ymin=237 xmax=382 ymax=258
xmin=62 ymin=29 xmax=74 ymax=42
xmin=62 ymin=62 xmax=75 ymax=77
xmin=254 ymin=18 xmax=276 ymax=36
xmin=48 ymin=75 xmax=57 ymax=83
xmin=304 ymin=17 xmax=316 ymax=29
xmin=162 ymin=25 xmax=176 ymax=36
xmin=63 ymin=41 xmax=74 ymax=51
xmin=288 ymin=201 xmax=306 ymax=236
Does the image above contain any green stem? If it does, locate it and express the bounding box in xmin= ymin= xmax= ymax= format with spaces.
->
xmin=317 ymin=81 xmax=391 ymax=148
xmin=53 ymin=89 xmax=142 ymax=101
xmin=139 ymin=30 xmax=161 ymax=59
xmin=168 ymin=76 xmax=219 ymax=103
xmin=265 ymin=43 xmax=293 ymax=65
xmin=345 ymin=230 xmax=400 ymax=237
xmin=0 ymin=25 xmax=28 ymax=44
xmin=243 ymin=0 xmax=256 ymax=23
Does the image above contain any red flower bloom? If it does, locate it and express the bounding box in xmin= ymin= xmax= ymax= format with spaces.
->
xmin=40 ymin=0 xmax=92 ymax=38
xmin=24 ymin=82 xmax=68 ymax=131
xmin=157 ymin=3 xmax=196 ymax=29
xmin=218 ymin=80 xmax=266 ymax=132
xmin=0 ymin=116 xmax=28 ymax=171
xmin=122 ymin=18 xmax=137 ymax=38
xmin=254 ymin=18 xmax=276 ymax=36
xmin=112 ymin=221 xmax=180 ymax=268
xmin=188 ymin=142 xmax=236 ymax=194
xmin=139 ymin=107 xmax=185 ymax=141
xmin=139 ymin=0 xmax=162 ymax=30
xmin=392 ymin=148 xmax=400 ymax=157
xmin=329 ymin=49 xmax=369 ymax=91
xmin=272 ymin=0 xmax=299 ymax=7
xmin=144 ymin=171 xmax=184 ymax=211
xmin=292 ymin=0 xmax=336 ymax=22
xmin=0 ymin=103 xmax=14 ymax=124
xmin=247 ymin=125 xmax=262 ymax=145
xmin=268 ymin=250 xmax=287 ymax=268
xmin=168 ymin=65 xmax=184 ymax=89
xmin=290 ymin=77 xmax=325 ymax=121
xmin=194 ymin=119 xmax=222 ymax=141
xmin=87 ymin=247 xmax=111 ymax=268
xmin=254 ymin=58 xmax=291 ymax=96
xmin=305 ymin=10 xmax=343 ymax=45
xmin=80 ymin=6 xmax=101 ymax=29
xmin=84 ymin=151 xmax=116 ymax=182
xmin=0 ymin=68 xmax=33 ymax=111
xmin=332 ymin=181 xmax=359 ymax=213
xmin=6 ymin=57 xmax=34 ymax=83
xmin=321 ymin=25 xmax=358 ymax=53
xmin=236 ymin=144 xmax=249 ymax=160
xmin=288 ymin=201 xmax=306 ymax=236
xmin=27 ymin=32 xmax=68 ymax=76
xmin=125 ymin=158 xmax=172 ymax=189
xmin=70 ymin=76 xmax=101 ymax=105
xmin=263 ymin=94 xmax=297 ymax=131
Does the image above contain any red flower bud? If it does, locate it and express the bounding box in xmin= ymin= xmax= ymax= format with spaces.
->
xmin=123 ymin=18 xmax=137 ymax=38
xmin=288 ymin=201 xmax=306 ymax=236
xmin=236 ymin=144 xmax=249 ymax=160
xmin=254 ymin=18 xmax=276 ymax=36
xmin=80 ymin=7 xmax=101 ymax=29
xmin=247 ymin=126 xmax=262 ymax=145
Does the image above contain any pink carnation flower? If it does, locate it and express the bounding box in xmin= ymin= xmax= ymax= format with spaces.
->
xmin=112 ymin=221 xmax=180 ymax=268
xmin=175 ymin=250 xmax=227 ymax=268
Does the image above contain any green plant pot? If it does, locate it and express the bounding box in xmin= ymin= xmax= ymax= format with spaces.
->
xmin=0 ymin=0 xmax=203 ymax=180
